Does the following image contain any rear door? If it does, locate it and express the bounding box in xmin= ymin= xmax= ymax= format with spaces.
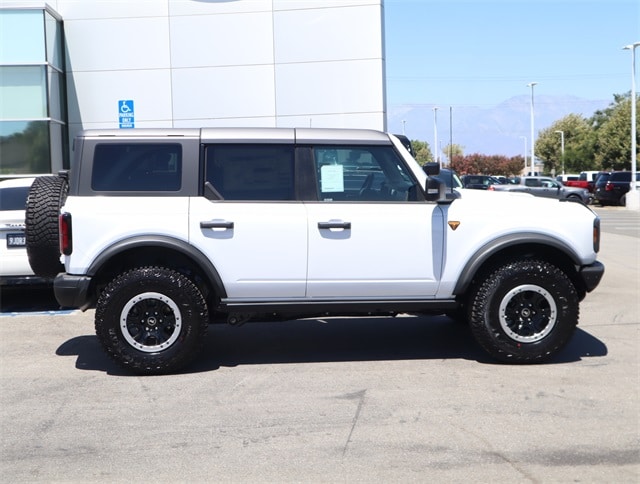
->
xmin=189 ymin=143 xmax=308 ymax=298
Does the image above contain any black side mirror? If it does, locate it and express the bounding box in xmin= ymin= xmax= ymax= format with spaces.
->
xmin=422 ymin=162 xmax=440 ymax=176
xmin=425 ymin=177 xmax=446 ymax=202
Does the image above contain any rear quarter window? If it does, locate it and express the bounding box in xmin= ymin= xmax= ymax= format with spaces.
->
xmin=91 ymin=143 xmax=182 ymax=192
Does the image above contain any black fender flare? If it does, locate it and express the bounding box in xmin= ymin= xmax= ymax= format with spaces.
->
xmin=452 ymin=232 xmax=582 ymax=296
xmin=87 ymin=235 xmax=228 ymax=298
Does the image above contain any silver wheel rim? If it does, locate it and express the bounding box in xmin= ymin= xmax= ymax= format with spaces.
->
xmin=120 ymin=292 xmax=182 ymax=353
xmin=498 ymin=284 xmax=557 ymax=343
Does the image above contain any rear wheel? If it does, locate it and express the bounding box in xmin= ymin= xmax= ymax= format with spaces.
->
xmin=468 ymin=259 xmax=578 ymax=363
xmin=619 ymin=194 xmax=626 ymax=206
xmin=95 ymin=267 xmax=209 ymax=375
xmin=25 ymin=176 xmax=68 ymax=277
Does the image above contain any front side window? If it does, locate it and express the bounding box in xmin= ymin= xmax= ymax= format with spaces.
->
xmin=91 ymin=143 xmax=182 ymax=192
xmin=205 ymin=144 xmax=295 ymax=201
xmin=313 ymin=145 xmax=418 ymax=202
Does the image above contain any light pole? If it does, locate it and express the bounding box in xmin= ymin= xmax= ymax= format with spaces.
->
xmin=623 ymin=42 xmax=640 ymax=210
xmin=402 ymin=120 xmax=406 ymax=135
xmin=433 ymin=107 xmax=439 ymax=164
xmin=555 ymin=130 xmax=565 ymax=175
xmin=519 ymin=136 xmax=527 ymax=173
xmin=527 ymin=82 xmax=538 ymax=176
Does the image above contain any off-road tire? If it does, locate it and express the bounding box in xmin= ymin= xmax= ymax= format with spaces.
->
xmin=95 ymin=267 xmax=209 ymax=375
xmin=25 ymin=176 xmax=68 ymax=277
xmin=469 ymin=259 xmax=578 ymax=363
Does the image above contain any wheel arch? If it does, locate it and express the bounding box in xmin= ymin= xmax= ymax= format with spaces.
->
xmin=86 ymin=235 xmax=227 ymax=303
xmin=453 ymin=233 xmax=586 ymax=300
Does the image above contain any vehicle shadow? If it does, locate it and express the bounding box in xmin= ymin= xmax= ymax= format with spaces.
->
xmin=0 ymin=285 xmax=58 ymax=312
xmin=55 ymin=315 xmax=607 ymax=376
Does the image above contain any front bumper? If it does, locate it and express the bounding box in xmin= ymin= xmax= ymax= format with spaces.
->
xmin=54 ymin=273 xmax=93 ymax=309
xmin=579 ymin=261 xmax=605 ymax=293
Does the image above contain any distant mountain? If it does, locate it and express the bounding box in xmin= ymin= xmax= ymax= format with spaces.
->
xmin=387 ymin=95 xmax=611 ymax=157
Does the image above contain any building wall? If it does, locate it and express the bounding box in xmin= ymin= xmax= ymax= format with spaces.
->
xmin=43 ymin=0 xmax=386 ymax=143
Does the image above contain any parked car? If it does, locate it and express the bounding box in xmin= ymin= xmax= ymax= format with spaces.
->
xmin=488 ymin=176 xmax=592 ymax=204
xmin=556 ymin=174 xmax=580 ymax=183
xmin=461 ymin=174 xmax=503 ymax=190
xmin=564 ymin=170 xmax=604 ymax=193
xmin=594 ymin=171 xmax=640 ymax=206
xmin=0 ymin=177 xmax=50 ymax=286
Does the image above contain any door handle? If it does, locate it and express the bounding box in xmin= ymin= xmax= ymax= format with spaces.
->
xmin=200 ymin=220 xmax=234 ymax=229
xmin=318 ymin=221 xmax=351 ymax=230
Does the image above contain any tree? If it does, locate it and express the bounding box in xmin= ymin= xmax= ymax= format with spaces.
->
xmin=410 ymin=139 xmax=434 ymax=164
xmin=449 ymin=153 xmax=524 ymax=176
xmin=441 ymin=143 xmax=464 ymax=164
xmin=535 ymin=114 xmax=594 ymax=175
xmin=592 ymin=93 xmax=639 ymax=170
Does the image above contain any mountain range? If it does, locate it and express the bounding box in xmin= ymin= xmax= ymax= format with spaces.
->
xmin=386 ymin=95 xmax=612 ymax=158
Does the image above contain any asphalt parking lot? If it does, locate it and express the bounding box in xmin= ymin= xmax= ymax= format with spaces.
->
xmin=0 ymin=207 xmax=638 ymax=482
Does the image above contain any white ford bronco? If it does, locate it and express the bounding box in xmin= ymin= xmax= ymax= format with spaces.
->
xmin=25 ymin=128 xmax=604 ymax=374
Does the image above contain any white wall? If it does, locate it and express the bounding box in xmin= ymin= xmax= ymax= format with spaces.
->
xmin=29 ymin=0 xmax=386 ymax=140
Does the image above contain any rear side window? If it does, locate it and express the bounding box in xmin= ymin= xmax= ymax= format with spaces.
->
xmin=205 ymin=144 xmax=295 ymax=201
xmin=92 ymin=143 xmax=182 ymax=192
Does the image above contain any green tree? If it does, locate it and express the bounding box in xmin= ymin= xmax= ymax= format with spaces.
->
xmin=592 ymin=93 xmax=638 ymax=170
xmin=535 ymin=114 xmax=594 ymax=175
xmin=411 ymin=139 xmax=434 ymax=164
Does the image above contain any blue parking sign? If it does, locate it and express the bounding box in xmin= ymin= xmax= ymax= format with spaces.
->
xmin=118 ymin=100 xmax=135 ymax=128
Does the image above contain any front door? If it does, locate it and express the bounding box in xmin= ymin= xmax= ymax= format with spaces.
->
xmin=305 ymin=145 xmax=442 ymax=298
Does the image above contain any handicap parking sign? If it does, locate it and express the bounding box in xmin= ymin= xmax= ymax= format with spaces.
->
xmin=118 ymin=100 xmax=135 ymax=128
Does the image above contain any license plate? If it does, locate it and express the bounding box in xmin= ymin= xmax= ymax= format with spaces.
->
xmin=6 ymin=233 xmax=26 ymax=248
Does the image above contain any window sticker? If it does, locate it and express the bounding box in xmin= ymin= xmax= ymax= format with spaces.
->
xmin=320 ymin=164 xmax=344 ymax=193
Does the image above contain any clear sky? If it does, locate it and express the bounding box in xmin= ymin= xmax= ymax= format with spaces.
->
xmin=384 ymin=0 xmax=640 ymax=109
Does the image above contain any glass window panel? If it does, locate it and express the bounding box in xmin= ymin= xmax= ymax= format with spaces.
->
xmin=0 ymin=10 xmax=45 ymax=64
xmin=45 ymin=12 xmax=63 ymax=70
xmin=0 ymin=121 xmax=50 ymax=175
xmin=47 ymin=69 xmax=66 ymax=120
xmin=91 ymin=144 xmax=182 ymax=192
xmin=0 ymin=66 xmax=47 ymax=119
xmin=313 ymin=145 xmax=417 ymax=202
xmin=205 ymin=145 xmax=295 ymax=201
xmin=49 ymin=122 xmax=67 ymax=172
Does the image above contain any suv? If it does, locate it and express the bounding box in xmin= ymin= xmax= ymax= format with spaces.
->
xmin=25 ymin=128 xmax=604 ymax=374
xmin=594 ymin=171 xmax=640 ymax=206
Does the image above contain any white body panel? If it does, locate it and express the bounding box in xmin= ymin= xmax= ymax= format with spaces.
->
xmin=189 ymin=199 xmax=308 ymax=298
xmin=305 ymin=203 xmax=442 ymax=298
xmin=63 ymin=197 xmax=189 ymax=274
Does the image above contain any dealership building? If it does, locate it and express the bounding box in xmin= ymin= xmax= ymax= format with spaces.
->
xmin=0 ymin=0 xmax=386 ymax=176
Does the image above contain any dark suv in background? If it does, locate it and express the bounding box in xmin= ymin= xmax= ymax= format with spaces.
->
xmin=594 ymin=171 xmax=640 ymax=206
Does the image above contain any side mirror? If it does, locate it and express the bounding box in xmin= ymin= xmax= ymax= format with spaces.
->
xmin=425 ymin=176 xmax=446 ymax=202
xmin=422 ymin=162 xmax=440 ymax=176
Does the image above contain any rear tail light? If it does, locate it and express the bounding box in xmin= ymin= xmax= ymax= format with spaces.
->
xmin=605 ymin=182 xmax=614 ymax=191
xmin=593 ymin=217 xmax=600 ymax=253
xmin=59 ymin=212 xmax=72 ymax=255
xmin=488 ymin=186 xmax=495 ymax=191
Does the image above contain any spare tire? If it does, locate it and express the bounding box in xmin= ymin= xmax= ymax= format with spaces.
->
xmin=25 ymin=176 xmax=69 ymax=277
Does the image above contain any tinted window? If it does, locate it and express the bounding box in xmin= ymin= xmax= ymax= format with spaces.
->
xmin=0 ymin=186 xmax=30 ymax=211
xmin=205 ymin=145 xmax=295 ymax=201
xmin=92 ymin=143 xmax=182 ymax=192
xmin=313 ymin=145 xmax=417 ymax=202
xmin=609 ymin=172 xmax=638 ymax=182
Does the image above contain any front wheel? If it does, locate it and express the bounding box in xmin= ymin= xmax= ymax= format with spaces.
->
xmin=468 ymin=259 xmax=579 ymax=363
xmin=95 ymin=267 xmax=208 ymax=375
